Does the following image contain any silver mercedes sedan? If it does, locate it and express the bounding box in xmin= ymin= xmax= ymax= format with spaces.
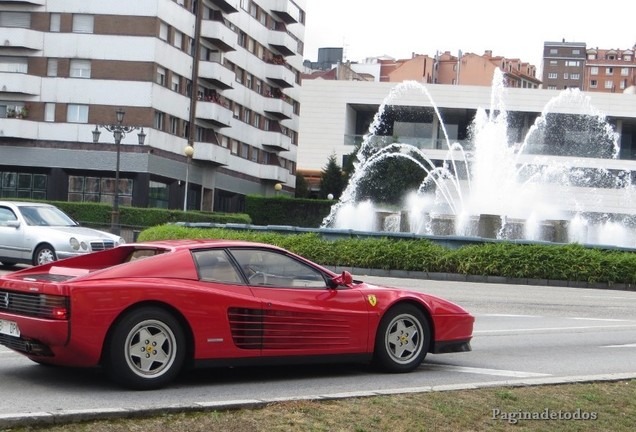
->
xmin=0 ymin=201 xmax=125 ymax=266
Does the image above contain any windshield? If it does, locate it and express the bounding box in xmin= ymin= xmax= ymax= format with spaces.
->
xmin=19 ymin=206 xmax=78 ymax=227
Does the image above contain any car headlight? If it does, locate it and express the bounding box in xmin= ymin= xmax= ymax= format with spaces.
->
xmin=69 ymin=238 xmax=88 ymax=251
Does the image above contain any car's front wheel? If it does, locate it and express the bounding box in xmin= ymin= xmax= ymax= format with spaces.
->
xmin=374 ymin=304 xmax=430 ymax=373
xmin=33 ymin=244 xmax=56 ymax=266
xmin=105 ymin=307 xmax=186 ymax=390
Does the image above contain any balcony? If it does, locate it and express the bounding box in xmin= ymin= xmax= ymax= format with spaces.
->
xmin=0 ymin=118 xmax=38 ymax=140
xmin=195 ymin=101 xmax=233 ymax=128
xmin=262 ymin=131 xmax=291 ymax=152
xmin=0 ymin=72 xmax=40 ymax=95
xmin=193 ymin=141 xmax=230 ymax=166
xmin=201 ymin=20 xmax=237 ymax=52
xmin=209 ymin=0 xmax=239 ymax=14
xmin=264 ymin=62 xmax=295 ymax=88
xmin=1 ymin=28 xmax=43 ymax=51
xmin=263 ymin=96 xmax=292 ymax=120
xmin=198 ymin=61 xmax=234 ymax=90
xmin=259 ymin=164 xmax=288 ymax=182
xmin=262 ymin=0 xmax=300 ymax=24
xmin=268 ymin=30 xmax=296 ymax=57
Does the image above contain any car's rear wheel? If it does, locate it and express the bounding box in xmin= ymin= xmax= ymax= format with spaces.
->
xmin=105 ymin=307 xmax=185 ymax=390
xmin=33 ymin=244 xmax=56 ymax=266
xmin=374 ymin=304 xmax=430 ymax=373
xmin=0 ymin=261 xmax=17 ymax=268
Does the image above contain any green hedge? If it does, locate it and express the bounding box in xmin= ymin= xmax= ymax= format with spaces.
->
xmin=137 ymin=225 xmax=636 ymax=285
xmin=30 ymin=200 xmax=251 ymax=228
xmin=244 ymin=195 xmax=332 ymax=227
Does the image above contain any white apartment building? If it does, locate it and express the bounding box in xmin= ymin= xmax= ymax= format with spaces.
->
xmin=0 ymin=0 xmax=305 ymax=212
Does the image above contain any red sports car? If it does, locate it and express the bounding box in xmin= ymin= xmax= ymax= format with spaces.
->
xmin=0 ymin=239 xmax=473 ymax=390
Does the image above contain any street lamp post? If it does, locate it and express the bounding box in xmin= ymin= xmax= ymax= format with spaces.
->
xmin=92 ymin=108 xmax=146 ymax=235
xmin=183 ymin=145 xmax=194 ymax=211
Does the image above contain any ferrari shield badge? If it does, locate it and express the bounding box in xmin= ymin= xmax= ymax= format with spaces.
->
xmin=367 ymin=294 xmax=377 ymax=307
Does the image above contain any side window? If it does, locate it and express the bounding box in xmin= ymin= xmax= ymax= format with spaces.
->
xmin=193 ymin=249 xmax=242 ymax=284
xmin=0 ymin=207 xmax=17 ymax=225
xmin=230 ymin=248 xmax=326 ymax=288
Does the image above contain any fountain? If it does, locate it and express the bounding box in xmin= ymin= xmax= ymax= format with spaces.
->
xmin=322 ymin=69 xmax=636 ymax=247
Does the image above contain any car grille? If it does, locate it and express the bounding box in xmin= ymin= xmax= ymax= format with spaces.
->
xmin=0 ymin=289 xmax=69 ymax=319
xmin=90 ymin=240 xmax=116 ymax=252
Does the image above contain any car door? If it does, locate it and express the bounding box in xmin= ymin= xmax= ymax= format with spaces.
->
xmin=0 ymin=206 xmax=28 ymax=261
xmin=228 ymin=247 xmax=371 ymax=358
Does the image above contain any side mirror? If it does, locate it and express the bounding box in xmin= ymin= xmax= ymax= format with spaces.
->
xmin=330 ymin=271 xmax=353 ymax=288
xmin=5 ymin=220 xmax=20 ymax=228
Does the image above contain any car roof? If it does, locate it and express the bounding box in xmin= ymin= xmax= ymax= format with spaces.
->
xmin=0 ymin=201 xmax=53 ymax=207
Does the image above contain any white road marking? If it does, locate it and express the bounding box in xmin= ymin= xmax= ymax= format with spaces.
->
xmin=426 ymin=364 xmax=550 ymax=378
xmin=567 ymin=317 xmax=633 ymax=322
xmin=581 ymin=295 xmax=636 ymax=300
xmin=601 ymin=343 xmax=636 ymax=348
xmin=478 ymin=314 xmax=542 ymax=318
xmin=474 ymin=324 xmax=636 ymax=335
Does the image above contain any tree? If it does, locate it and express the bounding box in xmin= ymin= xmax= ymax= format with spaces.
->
xmin=319 ymin=154 xmax=345 ymax=199
xmin=294 ymin=173 xmax=310 ymax=198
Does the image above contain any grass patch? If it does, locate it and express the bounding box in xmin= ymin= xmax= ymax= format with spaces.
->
xmin=6 ymin=380 xmax=635 ymax=432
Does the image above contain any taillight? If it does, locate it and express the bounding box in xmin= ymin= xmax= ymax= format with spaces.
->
xmin=40 ymin=294 xmax=70 ymax=320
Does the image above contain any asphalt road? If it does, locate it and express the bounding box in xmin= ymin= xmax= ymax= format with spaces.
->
xmin=1 ymin=267 xmax=635 ymax=427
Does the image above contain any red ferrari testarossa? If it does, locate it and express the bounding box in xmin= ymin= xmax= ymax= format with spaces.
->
xmin=0 ymin=239 xmax=473 ymax=389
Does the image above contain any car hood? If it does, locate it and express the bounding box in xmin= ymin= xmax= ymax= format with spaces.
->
xmin=33 ymin=226 xmax=118 ymax=240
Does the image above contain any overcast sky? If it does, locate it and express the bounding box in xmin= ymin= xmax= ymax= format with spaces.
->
xmin=303 ymin=0 xmax=635 ymax=70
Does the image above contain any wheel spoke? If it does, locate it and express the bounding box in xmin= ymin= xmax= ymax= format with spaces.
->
xmin=128 ymin=326 xmax=171 ymax=372
xmin=388 ymin=318 xmax=419 ymax=359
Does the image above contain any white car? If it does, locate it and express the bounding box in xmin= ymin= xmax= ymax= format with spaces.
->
xmin=0 ymin=201 xmax=125 ymax=266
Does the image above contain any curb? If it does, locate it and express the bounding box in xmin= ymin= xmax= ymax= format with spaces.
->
xmin=1 ymin=372 xmax=635 ymax=429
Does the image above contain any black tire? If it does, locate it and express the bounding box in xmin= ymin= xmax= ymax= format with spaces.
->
xmin=33 ymin=244 xmax=57 ymax=266
xmin=105 ymin=307 xmax=185 ymax=390
xmin=0 ymin=261 xmax=18 ymax=268
xmin=374 ymin=304 xmax=430 ymax=373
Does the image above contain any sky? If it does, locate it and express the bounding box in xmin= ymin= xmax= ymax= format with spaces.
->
xmin=303 ymin=0 xmax=635 ymax=72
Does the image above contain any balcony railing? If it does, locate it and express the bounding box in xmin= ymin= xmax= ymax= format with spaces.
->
xmin=201 ymin=20 xmax=237 ymax=52
xmin=268 ymin=31 xmax=296 ymax=57
xmin=198 ymin=61 xmax=234 ymax=90
xmin=264 ymin=62 xmax=295 ymax=88
xmin=195 ymin=101 xmax=233 ymax=127
xmin=0 ymin=72 xmax=40 ymax=95
xmin=2 ymin=28 xmax=43 ymax=50
xmin=192 ymin=141 xmax=230 ymax=166
xmin=263 ymin=96 xmax=293 ymax=120
xmin=209 ymin=0 xmax=239 ymax=14
xmin=262 ymin=131 xmax=291 ymax=152
xmin=259 ymin=164 xmax=288 ymax=182
xmin=261 ymin=0 xmax=300 ymax=24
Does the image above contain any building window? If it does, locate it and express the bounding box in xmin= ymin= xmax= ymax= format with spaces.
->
xmin=70 ymin=59 xmax=91 ymax=78
xmin=46 ymin=58 xmax=58 ymax=76
xmin=587 ymin=53 xmax=597 ymax=60
xmin=1 ymin=172 xmax=47 ymax=200
xmin=620 ymin=80 xmax=626 ymax=90
xmin=253 ymin=113 xmax=260 ymax=128
xmin=563 ymin=73 xmax=569 ymax=80
xmin=171 ymin=74 xmax=180 ymax=92
xmin=621 ymin=67 xmax=629 ymax=76
xmin=549 ymin=48 xmax=558 ymax=54
xmin=156 ymin=66 xmax=166 ymax=85
xmin=170 ymin=117 xmax=179 ymax=134
xmin=624 ymin=55 xmax=632 ymax=61
xmin=570 ymin=73 xmax=580 ymax=80
xmin=231 ymin=139 xmax=238 ymax=154
xmin=68 ymin=175 xmax=133 ymax=206
xmin=240 ymin=143 xmax=249 ymax=158
xmin=605 ymin=67 xmax=614 ymax=75
xmin=590 ymin=67 xmax=598 ymax=75
xmin=66 ymin=104 xmax=88 ymax=123
xmin=243 ymin=108 xmax=250 ymax=123
xmin=0 ymin=12 xmax=31 ymax=28
xmin=50 ymin=13 xmax=61 ymax=32
xmin=549 ymin=60 xmax=557 ymax=65
xmin=173 ymin=30 xmax=183 ymax=49
xmin=547 ymin=85 xmax=557 ymax=90
xmin=44 ymin=103 xmax=55 ymax=122
xmin=604 ymin=80 xmax=613 ymax=89
xmin=548 ymin=72 xmax=557 ymax=79
xmin=572 ymin=49 xmax=580 ymax=55
xmin=566 ymin=60 xmax=579 ymax=67
xmin=148 ymin=181 xmax=169 ymax=209
xmin=0 ymin=57 xmax=28 ymax=73
xmin=160 ymin=22 xmax=169 ymax=41
xmin=251 ymin=147 xmax=258 ymax=162
xmin=590 ymin=80 xmax=597 ymax=88
xmin=154 ymin=111 xmax=165 ymax=130
xmin=72 ymin=14 xmax=94 ymax=33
